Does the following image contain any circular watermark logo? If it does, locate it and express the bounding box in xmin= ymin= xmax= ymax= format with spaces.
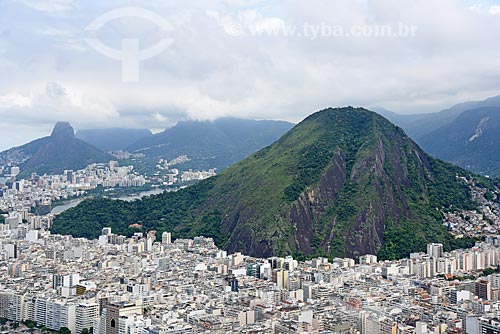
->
xmin=84 ymin=7 xmax=175 ymax=83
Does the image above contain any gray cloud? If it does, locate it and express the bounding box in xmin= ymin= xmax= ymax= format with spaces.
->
xmin=1 ymin=0 xmax=500 ymax=150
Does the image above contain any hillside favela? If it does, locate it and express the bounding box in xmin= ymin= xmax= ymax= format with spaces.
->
xmin=3 ymin=1 xmax=500 ymax=334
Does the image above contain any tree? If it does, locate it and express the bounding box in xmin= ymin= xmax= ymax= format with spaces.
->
xmin=59 ymin=327 xmax=71 ymax=334
xmin=81 ymin=328 xmax=89 ymax=334
xmin=24 ymin=320 xmax=37 ymax=329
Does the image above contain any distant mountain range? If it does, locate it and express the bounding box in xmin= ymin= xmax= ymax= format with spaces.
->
xmin=52 ymin=107 xmax=484 ymax=260
xmin=5 ymin=95 xmax=500 ymax=178
xmin=76 ymin=128 xmax=153 ymax=151
xmin=374 ymin=95 xmax=500 ymax=139
xmin=374 ymin=95 xmax=500 ymax=176
xmin=126 ymin=118 xmax=294 ymax=171
xmin=0 ymin=118 xmax=294 ymax=177
xmin=0 ymin=122 xmax=113 ymax=176
xmin=418 ymin=107 xmax=500 ymax=177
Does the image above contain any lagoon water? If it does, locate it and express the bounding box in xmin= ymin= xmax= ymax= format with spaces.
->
xmin=50 ymin=188 xmax=168 ymax=215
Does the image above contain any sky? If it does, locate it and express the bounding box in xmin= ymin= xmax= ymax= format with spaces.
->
xmin=1 ymin=0 xmax=500 ymax=150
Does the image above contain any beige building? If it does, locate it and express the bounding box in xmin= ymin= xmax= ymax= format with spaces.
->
xmin=105 ymin=301 xmax=143 ymax=334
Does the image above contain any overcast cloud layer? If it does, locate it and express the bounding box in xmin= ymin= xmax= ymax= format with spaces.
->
xmin=1 ymin=0 xmax=500 ymax=150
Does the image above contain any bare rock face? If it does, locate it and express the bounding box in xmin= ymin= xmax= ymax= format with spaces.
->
xmin=291 ymin=151 xmax=347 ymax=254
xmin=51 ymin=122 xmax=75 ymax=139
xmin=287 ymin=135 xmax=422 ymax=258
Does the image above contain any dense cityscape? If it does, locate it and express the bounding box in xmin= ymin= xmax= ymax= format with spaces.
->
xmin=0 ymin=161 xmax=500 ymax=333
xmin=3 ymin=1 xmax=500 ymax=333
xmin=0 ymin=159 xmax=216 ymax=226
xmin=4 ymin=223 xmax=500 ymax=333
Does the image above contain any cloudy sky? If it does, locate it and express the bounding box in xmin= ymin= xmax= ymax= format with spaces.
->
xmin=1 ymin=0 xmax=500 ymax=150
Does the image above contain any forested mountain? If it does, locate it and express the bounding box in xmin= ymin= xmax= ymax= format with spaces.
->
xmin=52 ymin=107 xmax=487 ymax=260
xmin=76 ymin=128 xmax=153 ymax=151
xmin=0 ymin=122 xmax=113 ymax=176
xmin=419 ymin=107 xmax=500 ymax=177
xmin=374 ymin=95 xmax=500 ymax=139
xmin=127 ymin=118 xmax=294 ymax=171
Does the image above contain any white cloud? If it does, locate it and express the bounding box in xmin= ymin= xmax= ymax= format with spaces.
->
xmin=153 ymin=112 xmax=167 ymax=122
xmin=0 ymin=93 xmax=32 ymax=108
xmin=1 ymin=0 xmax=500 ymax=149
xmin=223 ymin=0 xmax=266 ymax=6
xmin=15 ymin=0 xmax=77 ymax=12
xmin=207 ymin=9 xmax=287 ymax=37
xmin=468 ymin=4 xmax=482 ymax=13
xmin=466 ymin=3 xmax=500 ymax=15
xmin=36 ymin=27 xmax=73 ymax=37
xmin=490 ymin=5 xmax=500 ymax=15
xmin=206 ymin=10 xmax=245 ymax=36
xmin=0 ymin=82 xmax=119 ymax=127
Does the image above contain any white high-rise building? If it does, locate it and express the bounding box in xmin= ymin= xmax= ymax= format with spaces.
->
xmin=427 ymin=243 xmax=444 ymax=258
xmin=10 ymin=166 xmax=20 ymax=176
xmin=416 ymin=321 xmax=428 ymax=334
xmin=0 ymin=291 xmax=24 ymax=322
xmin=35 ymin=297 xmax=48 ymax=325
xmin=53 ymin=273 xmax=80 ymax=289
xmin=118 ymin=314 xmax=151 ymax=334
xmin=162 ymin=231 xmax=172 ymax=244
xmin=76 ymin=303 xmax=99 ymax=334
xmin=60 ymin=303 xmax=76 ymax=334
xmin=33 ymin=297 xmax=75 ymax=333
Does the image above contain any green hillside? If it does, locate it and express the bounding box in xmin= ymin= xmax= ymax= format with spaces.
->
xmin=52 ymin=107 xmax=484 ymax=260
xmin=127 ymin=118 xmax=294 ymax=171
xmin=76 ymin=128 xmax=153 ymax=151
xmin=10 ymin=122 xmax=114 ymax=177
xmin=419 ymin=107 xmax=500 ymax=177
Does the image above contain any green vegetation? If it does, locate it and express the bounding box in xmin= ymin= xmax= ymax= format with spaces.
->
xmin=437 ymin=273 xmax=476 ymax=281
xmin=23 ymin=320 xmax=36 ymax=328
xmin=15 ymin=122 xmax=113 ymax=178
xmin=59 ymin=327 xmax=71 ymax=334
xmin=482 ymin=265 xmax=500 ymax=277
xmin=52 ymin=107 xmax=491 ymax=260
xmin=127 ymin=118 xmax=294 ymax=172
xmin=76 ymin=128 xmax=152 ymax=151
xmin=418 ymin=107 xmax=500 ymax=178
xmin=85 ymin=184 xmax=153 ymax=197
xmin=49 ymin=184 xmax=155 ymax=208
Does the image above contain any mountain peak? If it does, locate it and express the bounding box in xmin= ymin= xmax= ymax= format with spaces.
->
xmin=51 ymin=122 xmax=75 ymax=139
xmin=8 ymin=121 xmax=113 ymax=175
xmin=52 ymin=107 xmax=477 ymax=260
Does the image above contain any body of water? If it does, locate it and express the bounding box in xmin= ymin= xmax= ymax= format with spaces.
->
xmin=50 ymin=198 xmax=84 ymax=214
xmin=50 ymin=188 xmax=169 ymax=215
